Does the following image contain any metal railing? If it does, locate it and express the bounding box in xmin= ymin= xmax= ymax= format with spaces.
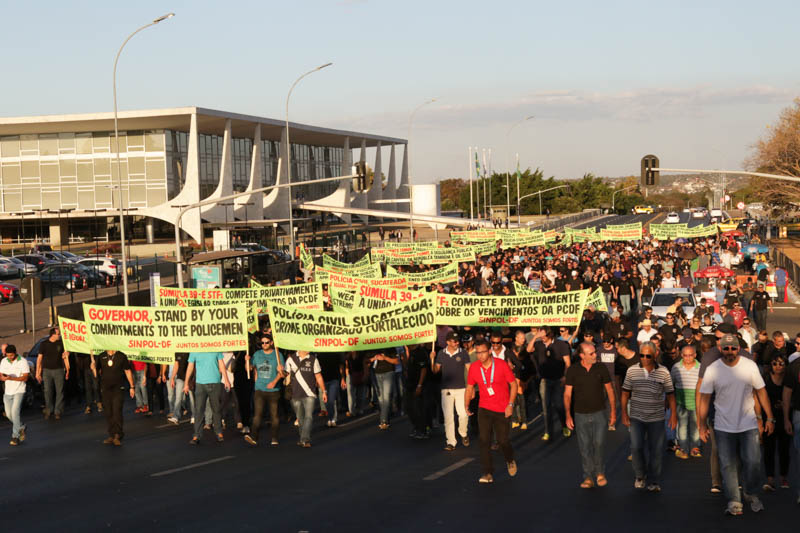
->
xmin=770 ymin=248 xmax=800 ymax=290
xmin=531 ymin=209 xmax=603 ymax=231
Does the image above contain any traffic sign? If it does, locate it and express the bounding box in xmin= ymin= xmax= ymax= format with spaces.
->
xmin=737 ymin=201 xmax=745 ymax=210
xmin=723 ymin=194 xmax=730 ymax=202
xmin=19 ymin=277 xmax=43 ymax=305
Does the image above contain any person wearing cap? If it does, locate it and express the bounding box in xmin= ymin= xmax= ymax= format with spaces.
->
xmin=0 ymin=345 xmax=29 ymax=446
xmin=245 ymin=334 xmax=284 ymax=447
xmin=616 ymin=272 xmax=634 ymax=317
xmin=621 ymin=341 xmax=677 ymax=492
xmin=749 ymin=283 xmax=773 ymax=332
xmin=431 ymin=331 xmax=470 ymax=451
xmin=636 ymin=320 xmax=658 ymax=345
xmin=698 ymin=333 xmax=775 ymax=515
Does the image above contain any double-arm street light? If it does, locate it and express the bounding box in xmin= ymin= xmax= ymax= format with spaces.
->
xmin=506 ymin=115 xmax=534 ymax=226
xmin=518 ymin=184 xmax=570 ymax=217
xmin=286 ymin=62 xmax=333 ymax=259
xmin=611 ymin=184 xmax=639 ymax=212
xmin=113 ymin=12 xmax=175 ymax=305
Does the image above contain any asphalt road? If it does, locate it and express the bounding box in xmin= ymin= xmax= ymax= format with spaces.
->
xmin=1 ymin=301 xmax=798 ymax=533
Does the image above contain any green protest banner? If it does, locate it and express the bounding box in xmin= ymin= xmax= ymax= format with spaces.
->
xmin=384 ymin=241 xmax=438 ymax=250
xmin=600 ymin=224 xmax=643 ymax=241
xmin=513 ymin=280 xmax=535 ymax=294
xmin=500 ymin=232 xmax=546 ymax=248
xmin=268 ymin=295 xmax=437 ymax=352
xmin=450 ymin=230 xmax=497 ymax=242
xmin=470 ymin=241 xmax=498 ymax=256
xmin=329 ymin=285 xmax=355 ymax=313
xmin=322 ymin=253 xmax=370 ymax=269
xmin=352 ymin=283 xmax=427 ymax=311
xmin=385 ymin=263 xmax=458 ymax=286
xmin=678 ymin=224 xmax=718 ymax=238
xmin=299 ymin=243 xmax=315 ymax=272
xmin=434 ymin=290 xmax=589 ymax=327
xmin=59 ymin=316 xmax=92 ymax=354
xmin=385 ymin=247 xmax=475 ymax=265
xmin=314 ymin=262 xmax=383 ymax=282
xmin=158 ymin=283 xmax=323 ymax=312
xmin=584 ymin=287 xmax=608 ymax=312
xmin=326 ymin=271 xmax=407 ymax=291
xmin=83 ymin=302 xmax=249 ymax=353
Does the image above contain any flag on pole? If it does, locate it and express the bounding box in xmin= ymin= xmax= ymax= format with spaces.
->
xmin=474 ymin=151 xmax=481 ymax=179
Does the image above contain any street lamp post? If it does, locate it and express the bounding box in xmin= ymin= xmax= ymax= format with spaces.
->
xmin=506 ymin=116 xmax=534 ymax=227
xmin=407 ymin=98 xmax=437 ymax=243
xmin=518 ymin=184 xmax=570 ymax=218
xmin=611 ymin=184 xmax=638 ymax=212
xmin=286 ymin=62 xmax=332 ymax=259
xmin=113 ymin=12 xmax=174 ymax=306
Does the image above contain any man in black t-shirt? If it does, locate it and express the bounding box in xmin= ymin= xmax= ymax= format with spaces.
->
xmin=405 ymin=343 xmax=430 ymax=439
xmin=658 ymin=314 xmax=682 ymax=352
xmin=35 ymin=328 xmax=69 ymax=420
xmin=165 ymin=353 xmax=190 ymax=424
xmin=92 ymin=350 xmax=134 ymax=445
xmin=318 ymin=353 xmax=345 ymax=427
xmin=564 ymin=342 xmax=616 ymax=488
xmin=750 ymin=284 xmax=773 ymax=332
xmin=782 ymin=359 xmax=800 ymax=504
xmin=537 ymin=328 xmax=571 ymax=441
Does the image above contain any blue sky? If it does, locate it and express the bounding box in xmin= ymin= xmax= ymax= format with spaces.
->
xmin=2 ymin=0 xmax=798 ymax=183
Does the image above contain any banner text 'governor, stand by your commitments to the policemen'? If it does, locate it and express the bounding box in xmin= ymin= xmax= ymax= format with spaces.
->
xmin=268 ymin=295 xmax=437 ymax=352
xmin=58 ymin=315 xmax=175 ymax=364
xmin=83 ymin=302 xmax=249 ymax=353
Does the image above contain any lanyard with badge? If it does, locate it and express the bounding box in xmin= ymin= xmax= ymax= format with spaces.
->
xmin=480 ymin=359 xmax=496 ymax=396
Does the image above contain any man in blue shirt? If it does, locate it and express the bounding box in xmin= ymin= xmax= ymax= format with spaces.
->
xmin=775 ymin=267 xmax=787 ymax=303
xmin=245 ymin=334 xmax=284 ymax=446
xmin=184 ymin=352 xmax=231 ymax=444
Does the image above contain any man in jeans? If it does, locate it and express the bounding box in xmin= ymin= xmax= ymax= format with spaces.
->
xmin=671 ymin=345 xmax=701 ymax=459
xmin=245 ymin=335 xmax=284 ymax=446
xmin=430 ymin=331 xmax=470 ymax=451
xmin=782 ymin=354 xmax=800 ymax=505
xmin=1 ymin=345 xmax=29 ymax=445
xmin=184 ymin=352 xmax=231 ymax=445
xmin=465 ymin=340 xmax=518 ymax=484
xmin=564 ymin=342 xmax=616 ymax=489
xmin=165 ymin=352 xmax=190 ymax=425
xmin=621 ymin=341 xmax=677 ymax=493
xmin=533 ymin=328 xmax=571 ymax=441
xmin=699 ymin=334 xmax=775 ymax=515
xmin=369 ymin=348 xmax=399 ymax=430
xmin=318 ymin=352 xmax=345 ymax=427
xmin=285 ymin=350 xmax=327 ymax=447
xmin=35 ymin=328 xmax=69 ymax=420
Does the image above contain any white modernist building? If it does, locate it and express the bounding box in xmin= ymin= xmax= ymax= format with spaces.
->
xmin=0 ymin=107 xmax=423 ymax=245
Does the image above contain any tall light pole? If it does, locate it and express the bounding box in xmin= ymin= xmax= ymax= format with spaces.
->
xmin=286 ymin=62 xmax=332 ymax=259
xmin=113 ymin=12 xmax=174 ymax=306
xmin=506 ymin=115 xmax=534 ymax=226
xmin=407 ymin=98 xmax=437 ymax=243
xmin=611 ymin=184 xmax=638 ymax=212
xmin=467 ymin=146 xmax=474 ymax=222
xmin=518 ymin=184 xmax=570 ymax=217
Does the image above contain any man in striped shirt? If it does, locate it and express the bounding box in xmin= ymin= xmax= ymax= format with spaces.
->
xmin=621 ymin=341 xmax=677 ymax=493
xmin=671 ymin=345 xmax=701 ymax=459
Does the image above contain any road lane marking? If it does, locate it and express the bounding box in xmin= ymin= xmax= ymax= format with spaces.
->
xmin=150 ymin=456 xmax=235 ymax=477
xmin=773 ymin=306 xmax=798 ymax=309
xmin=155 ymin=420 xmax=190 ymax=429
xmin=336 ymin=412 xmax=378 ymax=428
xmin=525 ymin=413 xmax=543 ymax=425
xmin=423 ymin=458 xmax=474 ymax=481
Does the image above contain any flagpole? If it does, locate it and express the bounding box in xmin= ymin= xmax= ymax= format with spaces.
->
xmin=468 ymin=146 xmax=474 ymax=222
xmin=482 ymin=149 xmax=489 ymax=221
xmin=516 ymin=153 xmax=521 ymax=226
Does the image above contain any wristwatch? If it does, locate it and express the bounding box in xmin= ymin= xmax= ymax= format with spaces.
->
xmin=507 ymin=403 xmax=514 ymax=407
xmin=767 ymin=418 xmax=776 ymax=424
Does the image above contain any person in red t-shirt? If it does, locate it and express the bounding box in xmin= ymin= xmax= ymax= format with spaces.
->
xmin=465 ymin=339 xmax=519 ymax=483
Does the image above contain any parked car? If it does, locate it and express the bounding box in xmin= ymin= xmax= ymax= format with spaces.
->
xmin=633 ymin=205 xmax=654 ymax=214
xmin=648 ymin=288 xmax=696 ymax=319
xmin=71 ymin=262 xmax=105 ymax=287
xmin=42 ymin=251 xmax=71 ymax=263
xmin=8 ymin=256 xmax=37 ymax=275
xmin=59 ymin=251 xmax=84 ymax=263
xmin=13 ymin=254 xmax=55 ymax=272
xmin=0 ymin=281 xmax=19 ymax=302
xmin=665 ymin=212 xmax=680 ymax=224
xmin=29 ymin=244 xmax=52 ymax=254
xmin=0 ymin=257 xmax=21 ymax=278
xmin=77 ymin=257 xmax=121 ymax=280
xmin=33 ymin=264 xmax=86 ymax=292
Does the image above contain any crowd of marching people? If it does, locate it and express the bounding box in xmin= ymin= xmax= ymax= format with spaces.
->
xmin=2 ymin=222 xmax=799 ymax=516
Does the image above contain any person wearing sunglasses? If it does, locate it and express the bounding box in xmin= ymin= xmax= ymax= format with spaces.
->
xmin=245 ymin=335 xmax=284 ymax=447
xmin=620 ymin=341 xmax=676 ymax=493
xmin=698 ymin=334 xmax=775 ymax=516
xmin=761 ymin=356 xmax=790 ymax=492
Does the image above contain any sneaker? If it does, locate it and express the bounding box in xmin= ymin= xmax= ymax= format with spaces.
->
xmin=236 ymin=422 xmax=243 ymax=430
xmin=97 ymin=402 xmax=103 ymax=413
xmin=112 ymin=436 xmax=122 ymax=446
xmin=541 ymin=433 xmax=550 ymax=442
xmin=54 ymin=414 xmax=61 ymax=421
xmin=134 ymin=407 xmax=142 ymax=414
xmin=204 ymin=424 xmax=212 ymax=431
xmin=478 ymin=474 xmax=494 ymax=484
xmin=627 ymin=454 xmax=632 ymax=461
xmin=634 ymin=478 xmax=646 ymax=489
xmin=444 ymin=444 xmax=455 ymax=451
xmin=596 ymin=474 xmax=608 ymax=487
xmin=270 ymin=439 xmax=279 ymax=446
xmin=18 ymin=426 xmax=25 ymax=443
xmin=511 ymin=422 xmax=520 ymax=429
xmin=345 ymin=411 xmax=352 ymax=417
xmin=562 ymin=427 xmax=572 ymax=437
xmin=241 ymin=426 xmax=250 ymax=435
xmin=216 ymin=433 xmax=224 ymax=443
xmin=378 ymin=423 xmax=389 ymax=430
xmin=710 ymin=485 xmax=722 ymax=494
xmin=675 ymin=448 xmax=689 ymax=460
xmin=189 ymin=437 xmax=200 ymax=445
xmin=506 ymin=460 xmax=518 ymax=477
xmin=103 ymin=436 xmax=115 ymax=445
xmin=319 ymin=410 xmax=328 ymax=418
xmin=9 ymin=438 xmax=19 ymax=446
xmin=763 ymin=482 xmax=776 ymax=492
xmin=190 ymin=417 xmax=195 ymax=424
xmin=724 ymin=501 xmax=743 ymax=516
xmin=690 ymin=448 xmax=702 ymax=458
xmin=744 ymin=494 xmax=764 ymax=513
xmin=244 ymin=435 xmax=257 ymax=446
xmin=221 ymin=420 xmax=226 ymax=429
xmin=780 ymin=478 xmax=790 ymax=489
xmin=294 ymin=419 xmax=299 ymax=427
xmin=520 ymin=423 xmax=527 ymax=431
xmin=326 ymin=420 xmax=332 ymax=428
xmin=302 ymin=441 xmax=312 ymax=448
xmin=167 ymin=416 xmax=179 ymax=425
xmin=329 ymin=420 xmax=337 ymax=428
xmin=462 ymin=436 xmax=470 ymax=447
xmin=84 ymin=406 xmax=91 ymax=414
xmin=647 ymin=483 xmax=661 ymax=493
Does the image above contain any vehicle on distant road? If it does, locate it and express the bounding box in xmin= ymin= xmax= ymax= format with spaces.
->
xmin=691 ymin=208 xmax=707 ymax=219
xmin=665 ymin=212 xmax=680 ymax=224
xmin=633 ymin=205 xmax=654 ymax=214
xmin=709 ymin=208 xmax=723 ymax=222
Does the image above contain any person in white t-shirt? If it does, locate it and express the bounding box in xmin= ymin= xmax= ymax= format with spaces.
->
xmin=698 ymin=334 xmax=775 ymax=516
xmin=660 ymin=272 xmax=677 ymax=289
xmin=0 ymin=345 xmax=29 ymax=446
xmin=636 ymin=320 xmax=658 ymax=345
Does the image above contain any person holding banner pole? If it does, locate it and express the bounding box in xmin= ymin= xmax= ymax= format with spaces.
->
xmin=184 ymin=352 xmax=231 ymax=445
xmin=91 ymin=350 xmax=134 ymax=446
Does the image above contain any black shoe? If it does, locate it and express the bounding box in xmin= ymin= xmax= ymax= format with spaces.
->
xmin=189 ymin=437 xmax=200 ymax=445
xmin=462 ymin=436 xmax=470 ymax=447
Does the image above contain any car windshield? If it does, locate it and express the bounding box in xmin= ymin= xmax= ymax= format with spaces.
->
xmin=651 ymin=293 xmax=695 ymax=307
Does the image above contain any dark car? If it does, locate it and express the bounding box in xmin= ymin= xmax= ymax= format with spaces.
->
xmin=71 ymin=263 xmax=105 ymax=287
xmin=14 ymin=254 xmax=56 ymax=272
xmin=0 ymin=281 xmax=19 ymax=302
xmin=33 ymin=263 xmax=86 ymax=293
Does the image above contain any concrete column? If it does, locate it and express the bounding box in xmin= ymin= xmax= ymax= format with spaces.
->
xmin=48 ymin=219 xmax=67 ymax=247
xmin=398 ymin=143 xmax=410 ymax=212
xmin=350 ymin=137 xmax=368 ymax=223
xmin=368 ymin=141 xmax=383 ymax=211
xmin=145 ymin=217 xmax=155 ymax=244
xmin=383 ymin=144 xmax=397 ymax=211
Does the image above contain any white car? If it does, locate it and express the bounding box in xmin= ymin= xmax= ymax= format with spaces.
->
xmin=77 ymin=257 xmax=120 ymax=280
xmin=0 ymin=257 xmax=21 ymax=277
xmin=8 ymin=257 xmax=37 ymax=275
xmin=665 ymin=212 xmax=680 ymax=224
xmin=649 ymin=288 xmax=697 ymax=320
xmin=691 ymin=208 xmax=707 ymax=219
